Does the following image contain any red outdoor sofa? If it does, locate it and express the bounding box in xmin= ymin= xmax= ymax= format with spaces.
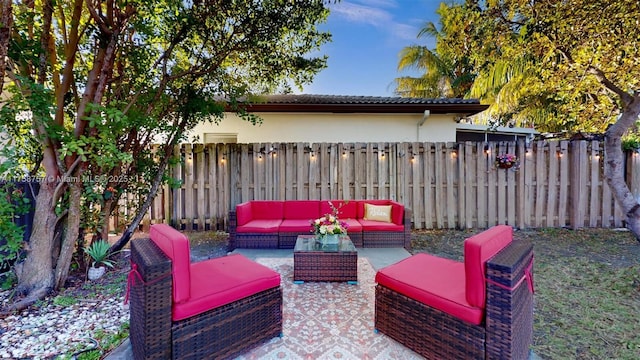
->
xmin=375 ymin=225 xmax=534 ymax=359
xmin=228 ymin=199 xmax=412 ymax=250
xmin=128 ymin=224 xmax=283 ymax=360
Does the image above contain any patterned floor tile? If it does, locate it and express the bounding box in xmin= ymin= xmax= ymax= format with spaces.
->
xmin=235 ymin=258 xmax=422 ymax=360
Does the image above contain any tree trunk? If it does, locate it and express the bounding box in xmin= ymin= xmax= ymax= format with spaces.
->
xmin=14 ymin=180 xmax=56 ymax=296
xmin=110 ymin=140 xmax=177 ymax=253
xmin=604 ymin=94 xmax=640 ymax=241
xmin=54 ymin=181 xmax=82 ymax=289
xmin=0 ymin=0 xmax=13 ymax=95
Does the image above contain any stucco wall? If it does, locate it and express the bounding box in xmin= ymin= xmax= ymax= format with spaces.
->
xmin=187 ymin=112 xmax=458 ymax=143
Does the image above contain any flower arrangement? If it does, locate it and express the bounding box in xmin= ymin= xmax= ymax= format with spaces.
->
xmin=310 ymin=202 xmax=348 ymax=236
xmin=495 ymin=153 xmax=518 ymax=169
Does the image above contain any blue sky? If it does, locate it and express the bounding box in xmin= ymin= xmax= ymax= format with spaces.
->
xmin=301 ymin=0 xmax=442 ymax=97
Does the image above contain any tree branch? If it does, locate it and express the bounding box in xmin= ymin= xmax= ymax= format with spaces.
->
xmin=586 ymin=66 xmax=634 ymax=106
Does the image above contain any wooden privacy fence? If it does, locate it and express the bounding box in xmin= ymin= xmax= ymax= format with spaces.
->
xmin=126 ymin=140 xmax=640 ymax=231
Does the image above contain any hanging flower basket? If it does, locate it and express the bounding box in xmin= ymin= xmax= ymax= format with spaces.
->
xmin=495 ymin=154 xmax=517 ymax=169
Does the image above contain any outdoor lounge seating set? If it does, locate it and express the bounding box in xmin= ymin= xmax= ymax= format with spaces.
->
xmin=129 ymin=222 xmax=534 ymax=359
xmin=228 ymin=199 xmax=412 ymax=250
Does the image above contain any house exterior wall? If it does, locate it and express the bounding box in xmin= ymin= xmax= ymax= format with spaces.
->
xmin=187 ymin=112 xmax=458 ymax=143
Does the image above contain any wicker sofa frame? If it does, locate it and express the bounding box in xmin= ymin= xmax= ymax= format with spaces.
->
xmin=129 ymin=238 xmax=283 ymax=360
xmin=228 ymin=201 xmax=411 ymax=251
xmin=375 ymin=239 xmax=534 ymax=359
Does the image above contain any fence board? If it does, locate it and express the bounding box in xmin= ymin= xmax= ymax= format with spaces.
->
xmin=589 ymin=142 xmax=600 ymax=227
xmin=445 ymin=143 xmax=456 ymax=228
xmin=546 ymin=142 xmax=558 ymax=227
xmin=434 ymin=143 xmax=445 ymax=228
xmin=463 ymin=143 xmax=474 ymax=228
xmin=534 ymin=141 xmax=545 ymax=226
xmin=487 ymin=143 xmax=497 ymax=226
xmin=496 ymin=143 xmax=508 ymax=224
xmin=516 ymin=142 xmax=527 ymax=228
xmin=455 ymin=143 xmax=465 ymax=228
xmin=477 ymin=143 xmax=488 ymax=228
xmin=558 ymin=141 xmax=570 ymax=226
xmin=571 ymin=141 xmax=588 ymax=228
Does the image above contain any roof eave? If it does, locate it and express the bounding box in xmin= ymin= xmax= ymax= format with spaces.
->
xmin=230 ymin=103 xmax=489 ymax=116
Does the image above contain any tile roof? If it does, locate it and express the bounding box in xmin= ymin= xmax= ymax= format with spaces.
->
xmin=236 ymin=94 xmax=488 ymax=115
xmin=255 ymin=94 xmax=481 ymax=105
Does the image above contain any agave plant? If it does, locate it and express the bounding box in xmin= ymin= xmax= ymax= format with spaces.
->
xmin=83 ymin=240 xmax=116 ymax=268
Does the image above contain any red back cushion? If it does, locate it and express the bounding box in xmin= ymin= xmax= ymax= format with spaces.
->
xmin=235 ymin=202 xmax=252 ymax=226
xmin=283 ymin=200 xmax=320 ymax=220
xmin=150 ymin=224 xmax=191 ymax=303
xmin=464 ymin=225 xmax=513 ymax=308
xmin=320 ymin=200 xmax=357 ymax=219
xmin=250 ymin=201 xmax=284 ymax=219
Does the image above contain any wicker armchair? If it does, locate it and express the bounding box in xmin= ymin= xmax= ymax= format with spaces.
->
xmin=375 ymin=225 xmax=534 ymax=359
xmin=128 ymin=224 xmax=282 ymax=360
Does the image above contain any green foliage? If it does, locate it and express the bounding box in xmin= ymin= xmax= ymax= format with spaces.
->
xmin=404 ymin=0 xmax=640 ymax=133
xmin=0 ymin=271 xmax=17 ymax=290
xmin=395 ymin=3 xmax=476 ymax=98
xmin=0 ymin=182 xmax=32 ymax=269
xmin=52 ymin=295 xmax=77 ymax=307
xmin=83 ymin=240 xmax=116 ymax=268
xmin=622 ymin=133 xmax=640 ymax=152
xmin=4 ymin=0 xmax=333 ymax=292
xmin=75 ymin=322 xmax=130 ymax=360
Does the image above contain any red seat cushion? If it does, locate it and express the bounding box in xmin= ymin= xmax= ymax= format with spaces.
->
xmin=279 ymin=219 xmax=314 ymax=232
xmin=464 ymin=225 xmax=513 ymax=308
xmin=173 ymin=254 xmax=281 ymax=321
xmin=149 ymin=224 xmax=191 ymax=304
xmin=283 ymin=200 xmax=320 ymax=220
xmin=341 ymin=218 xmax=362 ymax=233
xmin=236 ymin=219 xmax=283 ymax=233
xmin=376 ymin=253 xmax=483 ymax=325
xmin=358 ymin=219 xmax=404 ymax=232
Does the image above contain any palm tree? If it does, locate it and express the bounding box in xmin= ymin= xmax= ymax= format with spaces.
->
xmin=395 ymin=20 xmax=473 ymax=99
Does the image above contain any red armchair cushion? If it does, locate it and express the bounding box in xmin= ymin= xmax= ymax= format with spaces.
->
xmin=250 ymin=201 xmax=284 ymax=219
xmin=283 ymin=200 xmax=320 ymax=220
xmin=376 ymin=253 xmax=483 ymax=325
xmin=464 ymin=225 xmax=513 ymax=308
xmin=320 ymin=200 xmax=358 ymax=219
xmin=357 ymin=200 xmax=403 ymax=225
xmin=149 ymin=224 xmax=191 ymax=304
xmin=236 ymin=219 xmax=282 ymax=233
xmin=279 ymin=219 xmax=314 ymax=232
xmin=172 ymin=254 xmax=281 ymax=321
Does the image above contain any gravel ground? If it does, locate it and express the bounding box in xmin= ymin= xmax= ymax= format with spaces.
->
xmin=0 ymin=262 xmax=130 ymax=359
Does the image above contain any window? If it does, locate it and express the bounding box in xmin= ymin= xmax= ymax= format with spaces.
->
xmin=203 ymin=133 xmax=237 ymax=144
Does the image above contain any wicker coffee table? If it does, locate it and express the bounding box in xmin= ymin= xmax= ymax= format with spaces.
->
xmin=293 ymin=235 xmax=358 ymax=284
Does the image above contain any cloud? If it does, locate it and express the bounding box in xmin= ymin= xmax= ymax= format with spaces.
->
xmin=329 ymin=1 xmax=418 ymax=41
xmin=391 ymin=23 xmax=419 ymax=41
xmin=330 ymin=2 xmax=393 ymax=26
xmin=353 ymin=0 xmax=398 ymax=9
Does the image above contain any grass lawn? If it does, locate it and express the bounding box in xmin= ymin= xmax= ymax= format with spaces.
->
xmin=412 ymin=227 xmax=640 ymax=360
